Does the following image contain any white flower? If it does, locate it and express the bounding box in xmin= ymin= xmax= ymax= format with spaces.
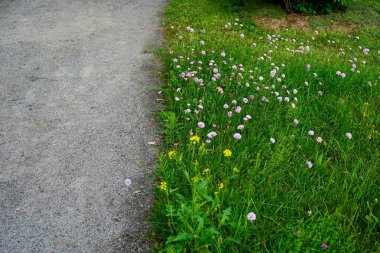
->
xmin=247 ymin=212 xmax=256 ymax=221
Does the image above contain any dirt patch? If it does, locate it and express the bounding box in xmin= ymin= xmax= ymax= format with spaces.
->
xmin=255 ymin=14 xmax=361 ymax=33
xmin=255 ymin=14 xmax=310 ymax=31
xmin=322 ymin=24 xmax=359 ymax=33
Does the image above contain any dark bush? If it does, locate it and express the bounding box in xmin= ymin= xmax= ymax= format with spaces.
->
xmin=282 ymin=0 xmax=357 ymax=14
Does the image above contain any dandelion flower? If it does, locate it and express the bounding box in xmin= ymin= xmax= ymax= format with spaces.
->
xmin=218 ymin=182 xmax=224 ymax=189
xmin=223 ymin=149 xmax=232 ymax=157
xmin=190 ymin=135 xmax=200 ymax=144
xmin=247 ymin=212 xmax=256 ymax=221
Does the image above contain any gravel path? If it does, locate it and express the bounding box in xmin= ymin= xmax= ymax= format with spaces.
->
xmin=0 ymin=0 xmax=165 ymax=252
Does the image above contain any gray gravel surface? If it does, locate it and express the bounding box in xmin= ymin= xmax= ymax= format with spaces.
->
xmin=0 ymin=0 xmax=165 ymax=252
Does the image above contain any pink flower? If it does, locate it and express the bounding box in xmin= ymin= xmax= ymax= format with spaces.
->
xmin=237 ymin=125 xmax=244 ymax=130
xmin=247 ymin=212 xmax=256 ymax=221
xmin=125 ymin=178 xmax=132 ymax=187
xmin=223 ymin=104 xmax=229 ymax=109
xmin=306 ymin=161 xmax=313 ymax=168
xmin=346 ymin=132 xmax=352 ymax=139
xmin=213 ymin=68 xmax=218 ymax=74
xmin=221 ymin=51 xmax=226 ymax=57
xmin=306 ymin=64 xmax=311 ymax=71
xmin=198 ymin=122 xmax=205 ymax=128
xmin=242 ymin=98 xmax=248 ymax=103
xmin=270 ymin=138 xmax=276 ymax=144
xmin=235 ymin=106 xmax=242 ymax=113
xmin=294 ymin=119 xmax=299 ymax=125
xmin=233 ymin=133 xmax=242 ymax=140
xmin=308 ymin=130 xmax=315 ymax=136
xmin=321 ymin=243 xmax=328 ymax=250
xmin=207 ymin=131 xmax=217 ymax=138
xmin=227 ymin=111 xmax=233 ymax=117
xmin=316 ymin=137 xmax=323 ymax=143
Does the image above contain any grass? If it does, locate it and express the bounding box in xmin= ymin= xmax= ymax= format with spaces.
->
xmin=150 ymin=0 xmax=380 ymax=252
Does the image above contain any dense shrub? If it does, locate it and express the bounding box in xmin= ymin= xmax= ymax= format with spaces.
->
xmin=282 ymin=0 xmax=357 ymax=14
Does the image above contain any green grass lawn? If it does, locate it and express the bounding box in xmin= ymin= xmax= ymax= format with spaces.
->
xmin=151 ymin=0 xmax=380 ymax=252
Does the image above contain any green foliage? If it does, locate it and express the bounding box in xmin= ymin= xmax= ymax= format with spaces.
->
xmin=279 ymin=212 xmax=358 ymax=251
xmin=151 ymin=0 xmax=380 ymax=252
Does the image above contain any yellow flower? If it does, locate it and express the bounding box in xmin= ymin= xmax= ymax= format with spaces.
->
xmin=233 ymin=167 xmax=239 ymax=173
xmin=223 ymin=149 xmax=232 ymax=157
xmin=375 ymin=198 xmax=378 ymax=204
xmin=191 ymin=176 xmax=199 ymax=183
xmin=168 ymin=150 xmax=176 ymax=159
xmin=159 ymin=181 xmax=168 ymax=191
xmin=202 ymin=168 xmax=210 ymax=174
xmin=218 ymin=182 xmax=224 ymax=190
xmin=190 ymin=135 xmax=200 ymax=144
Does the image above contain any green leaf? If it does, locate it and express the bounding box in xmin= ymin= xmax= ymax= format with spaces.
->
xmin=166 ymin=232 xmax=191 ymax=243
